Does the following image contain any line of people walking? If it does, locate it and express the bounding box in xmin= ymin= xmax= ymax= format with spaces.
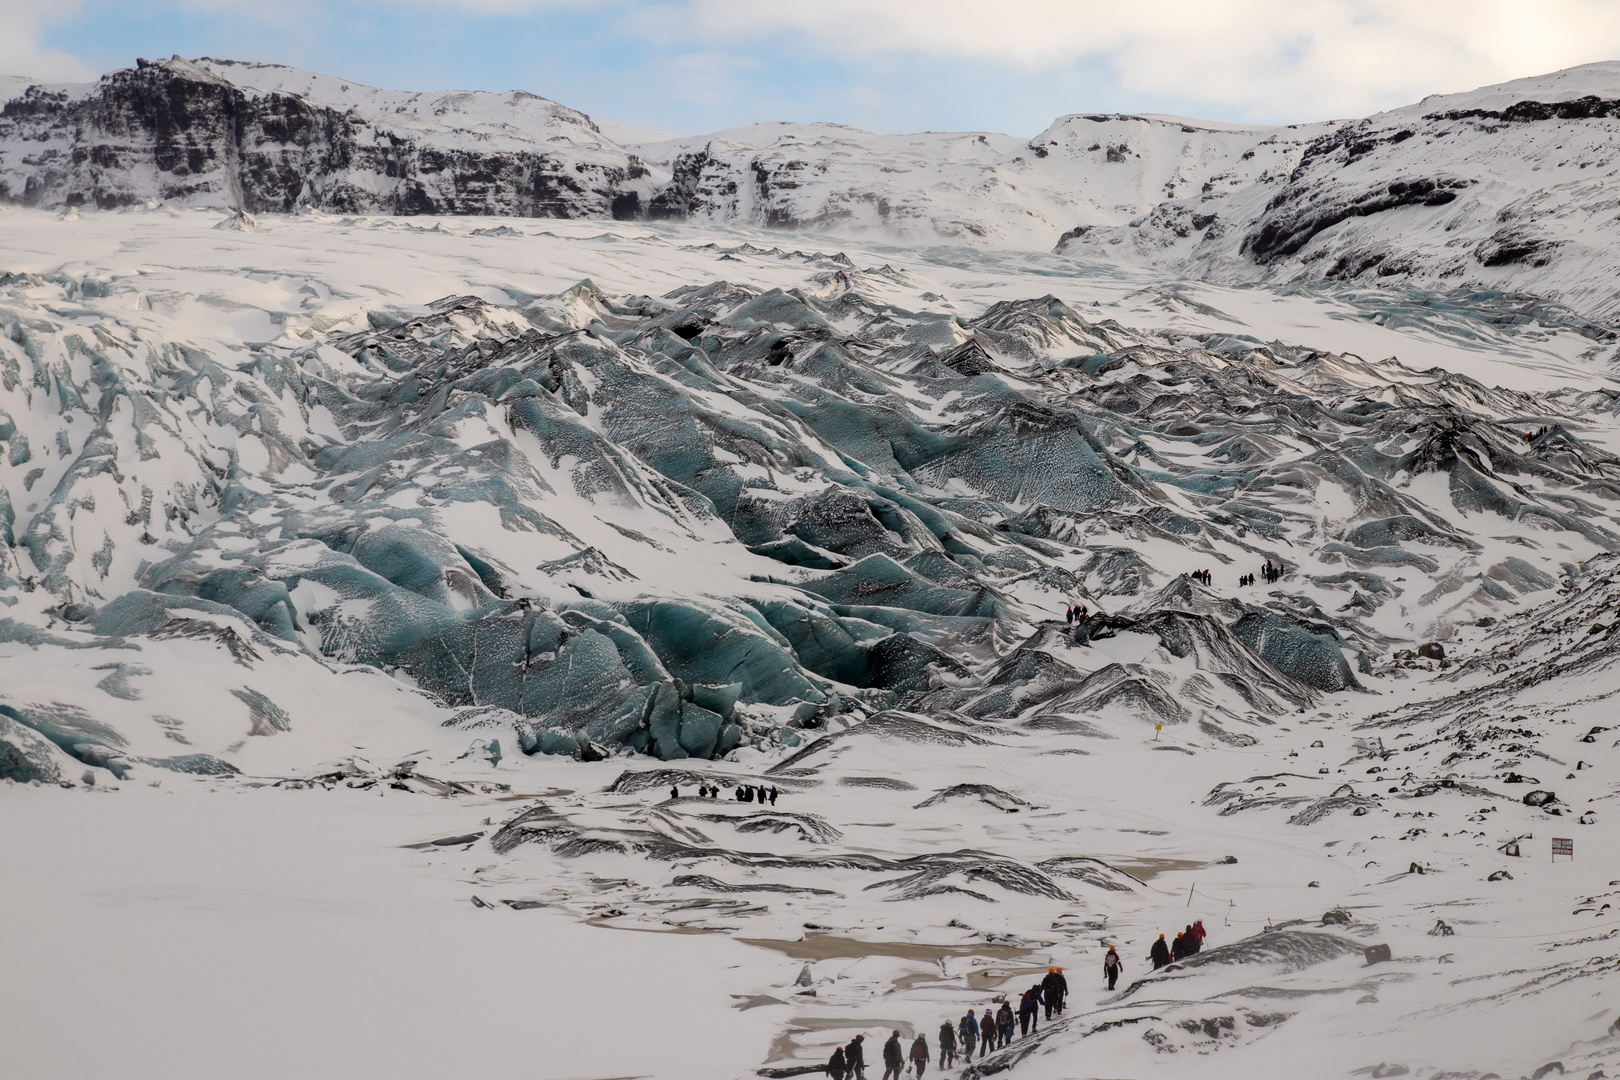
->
xmin=829 ymin=934 xmax=1213 ymax=1079
xmin=671 ymin=782 xmax=778 ymax=804
xmin=830 ymin=970 xmax=1069 ymax=1079
xmin=1063 ymin=603 xmax=1089 ymax=625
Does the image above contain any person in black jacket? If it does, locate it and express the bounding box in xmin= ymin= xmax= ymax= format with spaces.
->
xmin=829 ymin=1046 xmax=848 ymax=1080
xmin=996 ymin=1000 xmax=1013 ymax=1047
xmin=1017 ymin=991 xmax=1036 ymax=1036
xmin=1150 ymin=934 xmax=1171 ymax=969
xmin=1103 ymin=946 xmax=1123 ymax=990
xmin=909 ymin=1033 xmax=929 ymax=1078
xmin=846 ymin=1033 xmax=866 ymax=1079
xmin=1171 ymin=932 xmax=1188 ymax=961
xmin=1040 ymin=968 xmax=1061 ymax=1019
xmin=937 ymin=1020 xmax=956 ymax=1069
xmin=882 ymin=1031 xmax=904 ymax=1080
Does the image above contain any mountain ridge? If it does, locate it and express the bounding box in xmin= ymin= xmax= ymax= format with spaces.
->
xmin=7 ymin=55 xmax=1620 ymax=316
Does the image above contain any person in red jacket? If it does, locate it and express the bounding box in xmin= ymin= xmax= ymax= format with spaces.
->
xmin=909 ymin=1033 xmax=929 ymax=1077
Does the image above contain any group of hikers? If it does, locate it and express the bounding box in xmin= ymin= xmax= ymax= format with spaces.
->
xmin=1148 ymin=920 xmax=1208 ymax=969
xmin=1062 ymin=603 xmax=1090 ymax=625
xmin=672 ymin=782 xmax=778 ymax=804
xmin=1189 ymin=569 xmax=1212 ymax=586
xmin=1523 ymin=425 xmax=1550 ymax=442
xmin=825 ymin=932 xmax=1210 ymax=1078
xmin=827 ymin=969 xmax=1070 ymax=1079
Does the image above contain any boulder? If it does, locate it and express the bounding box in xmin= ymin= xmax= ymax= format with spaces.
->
xmin=1363 ymin=944 xmax=1392 ymax=965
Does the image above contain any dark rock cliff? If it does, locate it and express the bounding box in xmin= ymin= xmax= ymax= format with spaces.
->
xmin=0 ymin=56 xmax=652 ymax=217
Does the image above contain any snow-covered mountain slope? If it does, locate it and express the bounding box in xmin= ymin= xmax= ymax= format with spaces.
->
xmin=631 ymin=114 xmax=1315 ymax=248
xmin=0 ymin=56 xmax=660 ymax=217
xmin=1060 ymin=62 xmax=1620 ymax=321
xmin=3 ymin=209 xmax=1619 ymax=1080
xmin=10 ymin=59 xmax=1620 ymax=319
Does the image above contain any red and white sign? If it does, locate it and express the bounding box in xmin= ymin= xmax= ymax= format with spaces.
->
xmin=1552 ymin=837 xmax=1574 ymax=860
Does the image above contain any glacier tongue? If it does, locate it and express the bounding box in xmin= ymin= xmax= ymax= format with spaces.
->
xmin=2 ymin=210 xmax=1618 ymax=769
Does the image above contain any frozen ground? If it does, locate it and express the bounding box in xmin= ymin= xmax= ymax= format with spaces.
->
xmin=2 ymin=206 xmax=1619 ymax=1080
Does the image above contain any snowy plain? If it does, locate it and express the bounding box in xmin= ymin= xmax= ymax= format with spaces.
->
xmin=1 ymin=205 xmax=1619 ymax=1080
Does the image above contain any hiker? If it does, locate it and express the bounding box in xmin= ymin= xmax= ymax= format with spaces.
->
xmin=1047 ymin=967 xmax=1067 ymax=1016
xmin=938 ymin=1020 xmax=956 ymax=1069
xmin=770 ymin=786 xmax=779 ymax=805
xmin=829 ymin=1045 xmax=849 ymax=1080
xmin=1027 ymin=982 xmax=1046 ymax=1029
xmin=1040 ymin=968 xmax=1060 ymax=1020
xmin=958 ymin=1010 xmax=978 ymax=1063
xmin=1150 ymin=934 xmax=1171 ymax=970
xmin=1171 ymin=932 xmax=1187 ymax=961
xmin=997 ymin=1000 xmax=1013 ymax=1047
xmin=669 ymin=784 xmax=679 ymax=800
xmin=1065 ymin=604 xmax=1074 ymax=625
xmin=1017 ymin=990 xmax=1036 ymax=1036
xmin=1104 ymin=946 xmax=1123 ymax=990
xmin=1191 ymin=920 xmax=1207 ymax=952
xmin=910 ymin=1033 xmax=929 ymax=1078
xmin=883 ymin=1030 xmax=905 ymax=1080
xmin=847 ymin=1034 xmax=867 ymax=1079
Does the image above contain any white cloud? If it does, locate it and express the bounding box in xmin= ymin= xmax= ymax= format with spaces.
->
xmin=0 ymin=0 xmax=96 ymax=82
xmin=662 ymin=0 xmax=1620 ymax=118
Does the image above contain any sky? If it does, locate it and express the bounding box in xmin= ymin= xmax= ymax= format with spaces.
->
xmin=5 ymin=0 xmax=1620 ymax=138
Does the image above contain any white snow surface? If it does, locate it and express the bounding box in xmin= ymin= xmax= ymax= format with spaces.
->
xmin=1 ymin=208 xmax=1618 ymax=1080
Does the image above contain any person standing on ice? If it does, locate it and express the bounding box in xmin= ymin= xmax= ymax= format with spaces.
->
xmin=996 ymin=1000 xmax=1013 ymax=1047
xmin=847 ymin=1033 xmax=867 ymax=1079
xmin=1103 ymin=946 xmax=1123 ymax=990
xmin=910 ymin=1032 xmax=929 ymax=1077
xmin=669 ymin=784 xmax=679 ymax=800
xmin=1017 ymin=990 xmax=1035 ymax=1036
xmin=958 ymin=1009 xmax=978 ymax=1062
xmin=1040 ymin=968 xmax=1060 ymax=1020
xmin=882 ymin=1030 xmax=905 ymax=1080
xmin=1064 ymin=604 xmax=1074 ymax=625
xmin=770 ymin=786 xmax=779 ymax=806
xmin=1191 ymin=920 xmax=1206 ymax=953
xmin=829 ymin=1045 xmax=849 ymax=1080
xmin=937 ymin=1019 xmax=956 ymax=1069
xmin=1150 ymin=934 xmax=1170 ymax=970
